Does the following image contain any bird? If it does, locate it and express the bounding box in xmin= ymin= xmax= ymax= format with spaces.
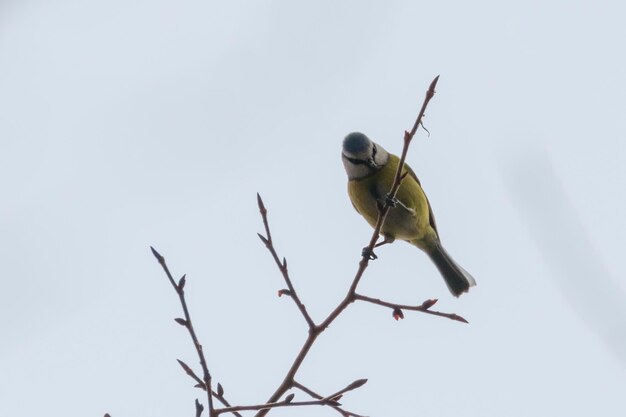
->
xmin=341 ymin=131 xmax=476 ymax=297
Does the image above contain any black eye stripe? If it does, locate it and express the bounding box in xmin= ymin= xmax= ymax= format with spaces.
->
xmin=343 ymin=154 xmax=368 ymax=165
xmin=342 ymin=144 xmax=378 ymax=166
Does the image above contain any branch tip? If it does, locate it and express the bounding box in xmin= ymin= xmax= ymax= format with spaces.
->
xmin=452 ymin=314 xmax=469 ymax=324
xmin=257 ymin=193 xmax=267 ymax=213
xmin=392 ymin=308 xmax=404 ymax=321
xmin=284 ymin=393 xmax=295 ymax=403
xmin=150 ymin=246 xmax=164 ymax=263
xmin=347 ymin=378 xmax=368 ymax=390
xmin=177 ymin=359 xmax=192 ymax=373
xmin=429 ymin=75 xmax=440 ymax=92
xmin=217 ymin=382 xmax=224 ymax=397
xmin=195 ymin=399 xmax=204 ymax=417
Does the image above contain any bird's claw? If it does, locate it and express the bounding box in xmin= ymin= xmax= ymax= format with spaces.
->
xmin=362 ymin=247 xmax=378 ymax=260
xmin=385 ymin=193 xmax=398 ymax=208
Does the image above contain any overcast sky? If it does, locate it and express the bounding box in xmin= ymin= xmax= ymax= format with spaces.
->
xmin=1 ymin=1 xmax=625 ymax=416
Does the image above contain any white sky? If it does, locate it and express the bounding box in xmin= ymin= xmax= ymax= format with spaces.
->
xmin=1 ymin=1 xmax=625 ymax=416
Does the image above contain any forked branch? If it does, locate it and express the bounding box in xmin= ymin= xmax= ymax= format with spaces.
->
xmin=148 ymin=76 xmax=467 ymax=417
xmin=215 ymin=398 xmax=340 ymax=415
xmin=257 ymin=194 xmax=316 ymax=329
xmin=292 ymin=381 xmax=367 ymax=417
xmin=150 ymin=247 xmax=235 ymax=417
xmin=355 ymin=294 xmax=469 ymax=323
xmin=254 ymin=76 xmax=466 ymax=417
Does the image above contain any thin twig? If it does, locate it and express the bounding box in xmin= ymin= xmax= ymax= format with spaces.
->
xmin=354 ymin=294 xmax=469 ymax=323
xmin=176 ymin=360 xmax=243 ymax=415
xmin=196 ymin=399 xmax=205 ymax=417
xmin=211 ymin=386 xmax=240 ymax=416
xmin=257 ymin=194 xmax=316 ymax=329
xmin=322 ymin=378 xmax=368 ymax=401
xmin=255 ymin=76 xmax=442 ymax=417
xmin=215 ymin=399 xmax=340 ymax=415
xmin=150 ymin=247 xmax=217 ymax=417
xmin=293 ymin=381 xmax=367 ymax=417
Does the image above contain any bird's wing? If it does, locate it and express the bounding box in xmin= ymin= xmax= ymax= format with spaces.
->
xmin=404 ymin=165 xmax=439 ymax=236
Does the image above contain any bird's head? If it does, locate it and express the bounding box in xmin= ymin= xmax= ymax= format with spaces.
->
xmin=341 ymin=132 xmax=389 ymax=179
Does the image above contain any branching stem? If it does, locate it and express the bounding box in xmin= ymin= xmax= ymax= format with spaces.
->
xmin=150 ymin=76 xmax=466 ymax=417
xmin=254 ymin=76 xmax=448 ymax=417
xmin=150 ymin=247 xmax=225 ymax=417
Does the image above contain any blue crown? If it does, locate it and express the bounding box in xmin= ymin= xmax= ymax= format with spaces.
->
xmin=343 ymin=132 xmax=371 ymax=154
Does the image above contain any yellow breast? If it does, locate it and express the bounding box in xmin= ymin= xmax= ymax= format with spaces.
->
xmin=348 ymin=154 xmax=433 ymax=242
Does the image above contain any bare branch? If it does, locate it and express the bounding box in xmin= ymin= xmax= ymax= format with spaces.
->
xmin=150 ymin=247 xmax=217 ymax=417
xmin=145 ymin=77 xmax=464 ymax=417
xmin=196 ymin=399 xmax=204 ymax=417
xmin=255 ymin=76 xmax=443 ymax=417
xmin=293 ymin=381 xmax=368 ymax=417
xmin=323 ymin=378 xmax=368 ymax=401
xmin=355 ymin=293 xmax=469 ymax=323
xmin=216 ymin=398 xmax=340 ymax=415
xmin=256 ymin=194 xmax=316 ymax=329
xmin=177 ymin=359 xmax=204 ymax=387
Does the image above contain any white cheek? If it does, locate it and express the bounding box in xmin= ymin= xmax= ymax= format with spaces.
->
xmin=343 ymin=160 xmax=371 ymax=180
xmin=374 ymin=148 xmax=389 ymax=166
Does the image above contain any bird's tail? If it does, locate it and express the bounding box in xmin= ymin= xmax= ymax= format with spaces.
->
xmin=426 ymin=242 xmax=476 ymax=297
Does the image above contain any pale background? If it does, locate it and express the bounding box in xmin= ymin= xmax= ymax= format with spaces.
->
xmin=1 ymin=1 xmax=625 ymax=416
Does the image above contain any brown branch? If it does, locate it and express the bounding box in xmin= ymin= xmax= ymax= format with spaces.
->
xmin=354 ymin=294 xmax=469 ymax=323
xmin=177 ymin=358 xmax=205 ymax=387
xmin=146 ymin=76 xmax=456 ymax=417
xmin=215 ymin=398 xmax=340 ymax=415
xmin=211 ymin=385 xmax=241 ymax=416
xmin=292 ymin=381 xmax=367 ymax=417
xmin=322 ymin=378 xmax=368 ymax=401
xmin=150 ymin=247 xmax=218 ymax=417
xmin=175 ymin=360 xmax=240 ymax=411
xmin=255 ymin=76 xmax=442 ymax=417
xmin=196 ymin=399 xmax=205 ymax=417
xmin=257 ymin=194 xmax=316 ymax=329
xmin=181 ymin=365 xmax=242 ymax=415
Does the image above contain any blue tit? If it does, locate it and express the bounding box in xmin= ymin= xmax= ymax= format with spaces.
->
xmin=341 ymin=132 xmax=476 ymax=297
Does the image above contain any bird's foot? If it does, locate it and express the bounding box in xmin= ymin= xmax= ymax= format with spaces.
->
xmin=387 ymin=195 xmax=416 ymax=215
xmin=384 ymin=193 xmax=398 ymax=208
xmin=361 ymin=247 xmax=378 ymax=260
xmin=375 ymin=235 xmax=395 ymax=248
